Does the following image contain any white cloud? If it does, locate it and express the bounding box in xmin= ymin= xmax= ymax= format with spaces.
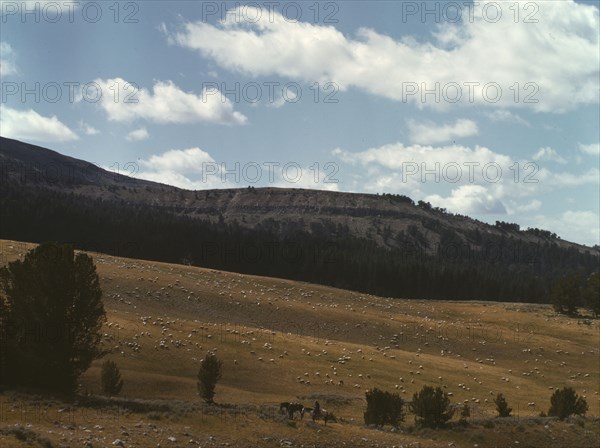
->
xmin=333 ymin=142 xmax=516 ymax=212
xmin=486 ymin=110 xmax=530 ymax=127
xmin=0 ymin=107 xmax=78 ymax=142
xmin=334 ymin=139 xmax=599 ymax=218
xmin=125 ymin=127 xmax=149 ymax=141
xmin=425 ymin=185 xmax=507 ymax=214
xmin=94 ymin=78 xmax=247 ymax=125
xmin=78 ymin=120 xmax=99 ymax=136
xmin=171 ymin=1 xmax=599 ymax=112
xmin=272 ymin=164 xmax=339 ymax=191
xmin=579 ymin=142 xmax=600 ymax=156
xmin=136 ymin=147 xmax=230 ymax=189
xmin=526 ymin=211 xmax=600 ymax=246
xmin=506 ymin=199 xmax=542 ymax=214
xmin=136 ymin=148 xmax=339 ymax=191
xmin=333 ymin=142 xmax=512 ymax=173
xmin=532 ymin=147 xmax=567 ymax=164
xmin=0 ymin=41 xmax=17 ymax=76
xmin=536 ymin=167 xmax=599 ymax=187
xmin=407 ymin=118 xmax=478 ymax=145
xmin=559 ymin=211 xmax=600 ymax=246
xmin=140 ymin=147 xmax=214 ymax=174
xmin=158 ymin=22 xmax=169 ymax=37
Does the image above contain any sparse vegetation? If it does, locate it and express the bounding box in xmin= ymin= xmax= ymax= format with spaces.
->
xmin=197 ymin=353 xmax=223 ymax=404
xmin=0 ymin=426 xmax=54 ymax=448
xmin=583 ymin=272 xmax=600 ymax=317
xmin=459 ymin=403 xmax=470 ymax=424
xmin=0 ymin=243 xmax=105 ymax=393
xmin=548 ymin=387 xmax=588 ymax=420
xmin=410 ymin=385 xmax=454 ymax=428
xmin=363 ymin=387 xmax=404 ymax=427
xmin=494 ymin=393 xmax=512 ymax=417
xmin=482 ymin=419 xmax=495 ymax=429
xmin=550 ymin=271 xmax=599 ymax=317
xmin=551 ymin=273 xmax=581 ymax=315
xmin=101 ymin=359 xmax=124 ymax=396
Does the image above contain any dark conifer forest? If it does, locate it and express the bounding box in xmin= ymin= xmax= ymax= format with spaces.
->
xmin=1 ymin=182 xmax=597 ymax=304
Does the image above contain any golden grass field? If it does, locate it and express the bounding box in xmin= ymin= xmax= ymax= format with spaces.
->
xmin=1 ymin=240 xmax=599 ymax=448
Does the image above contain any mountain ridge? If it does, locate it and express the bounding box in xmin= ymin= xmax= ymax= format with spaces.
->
xmin=1 ymin=136 xmax=595 ymax=255
xmin=1 ymin=136 xmax=598 ymax=304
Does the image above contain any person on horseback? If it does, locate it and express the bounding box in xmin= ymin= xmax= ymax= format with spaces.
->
xmin=314 ymin=400 xmax=321 ymax=417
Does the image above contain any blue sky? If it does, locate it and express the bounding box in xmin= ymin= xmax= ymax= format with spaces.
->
xmin=1 ymin=1 xmax=599 ymax=246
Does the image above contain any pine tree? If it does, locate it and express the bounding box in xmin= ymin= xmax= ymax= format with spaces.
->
xmin=583 ymin=272 xmax=600 ymax=317
xmin=197 ymin=353 xmax=222 ymax=403
xmin=550 ymin=274 xmax=581 ymax=315
xmin=548 ymin=387 xmax=588 ymax=420
xmin=494 ymin=393 xmax=512 ymax=417
xmin=364 ymin=388 xmax=404 ymax=427
xmin=410 ymin=385 xmax=454 ymax=428
xmin=0 ymin=243 xmax=105 ymax=393
xmin=101 ymin=360 xmax=124 ymax=396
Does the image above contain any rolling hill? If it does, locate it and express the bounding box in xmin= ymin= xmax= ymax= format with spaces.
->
xmin=0 ymin=240 xmax=598 ymax=448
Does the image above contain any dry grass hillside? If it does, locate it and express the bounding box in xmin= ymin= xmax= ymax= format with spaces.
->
xmin=1 ymin=240 xmax=599 ymax=448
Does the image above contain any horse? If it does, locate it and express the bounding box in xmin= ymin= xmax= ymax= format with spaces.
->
xmin=279 ymin=402 xmax=305 ymax=420
xmin=307 ymin=407 xmax=330 ymax=425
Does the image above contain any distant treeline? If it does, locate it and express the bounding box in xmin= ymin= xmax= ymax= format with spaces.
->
xmin=1 ymin=184 xmax=598 ymax=303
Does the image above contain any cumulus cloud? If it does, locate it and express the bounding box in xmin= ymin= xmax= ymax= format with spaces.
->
xmin=272 ymin=164 xmax=340 ymax=191
xmin=0 ymin=41 xmax=17 ymax=76
xmin=532 ymin=147 xmax=567 ymax=164
xmin=94 ymin=78 xmax=247 ymax=125
xmin=140 ymin=147 xmax=214 ymax=174
xmin=333 ymin=142 xmax=512 ymax=173
xmin=136 ymin=148 xmax=339 ymax=191
xmin=506 ymin=199 xmax=542 ymax=214
xmin=78 ymin=121 xmax=99 ymax=136
xmin=407 ymin=118 xmax=478 ymax=145
xmin=526 ymin=211 xmax=600 ymax=246
xmin=333 ymin=140 xmax=599 ymax=218
xmin=136 ymin=147 xmax=229 ymax=189
xmin=171 ymin=1 xmax=599 ymax=112
xmin=125 ymin=127 xmax=149 ymax=141
xmin=536 ymin=167 xmax=600 ymax=187
xmin=0 ymin=107 xmax=78 ymax=142
xmin=485 ymin=110 xmax=530 ymax=127
xmin=425 ymin=185 xmax=507 ymax=214
xmin=559 ymin=211 xmax=600 ymax=245
xmin=579 ymin=142 xmax=600 ymax=156
xmin=333 ymin=142 xmax=515 ymax=213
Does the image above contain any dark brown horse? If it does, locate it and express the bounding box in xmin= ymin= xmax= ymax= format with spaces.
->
xmin=305 ymin=407 xmax=330 ymax=425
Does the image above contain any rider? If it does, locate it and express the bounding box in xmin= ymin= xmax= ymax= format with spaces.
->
xmin=314 ymin=400 xmax=321 ymax=416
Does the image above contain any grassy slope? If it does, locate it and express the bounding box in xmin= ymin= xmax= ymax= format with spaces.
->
xmin=0 ymin=240 xmax=599 ymax=448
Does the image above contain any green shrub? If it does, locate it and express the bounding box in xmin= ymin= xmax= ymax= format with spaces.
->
xmin=410 ymin=385 xmax=454 ymax=428
xmin=548 ymin=387 xmax=588 ymax=420
xmin=101 ymin=359 xmax=123 ymax=396
xmin=364 ymin=388 xmax=404 ymax=427
xmin=459 ymin=403 xmax=470 ymax=424
xmin=494 ymin=393 xmax=512 ymax=417
xmin=197 ymin=353 xmax=223 ymax=403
